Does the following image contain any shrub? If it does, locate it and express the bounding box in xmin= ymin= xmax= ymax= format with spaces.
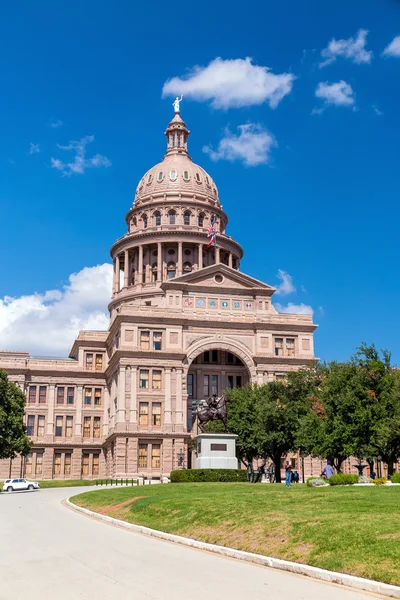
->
xmin=373 ymin=477 xmax=387 ymax=486
xmin=390 ymin=472 xmax=400 ymax=483
xmin=358 ymin=475 xmax=372 ymax=484
xmin=307 ymin=477 xmax=328 ymax=487
xmin=328 ymin=473 xmax=359 ymax=486
xmin=170 ymin=469 xmax=247 ymax=483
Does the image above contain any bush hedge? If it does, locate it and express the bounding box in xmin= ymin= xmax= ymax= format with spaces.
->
xmin=328 ymin=473 xmax=359 ymax=486
xmin=170 ymin=469 xmax=247 ymax=483
xmin=390 ymin=472 xmax=400 ymax=483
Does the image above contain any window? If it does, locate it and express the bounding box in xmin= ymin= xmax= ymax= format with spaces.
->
xmin=66 ymin=416 xmax=73 ymax=438
xmin=152 ymin=262 xmax=157 ymax=282
xmin=54 ymin=453 xmax=61 ymax=476
xmin=155 ymin=211 xmax=161 ymax=226
xmin=27 ymin=415 xmax=35 ymax=436
xmin=188 ymin=374 xmax=194 ymax=397
xmin=183 ymin=262 xmax=192 ymax=273
xmin=177 ymin=134 xmax=182 ymax=148
xmin=184 ymin=211 xmax=190 ymax=225
xmin=143 ymin=214 xmax=148 ymax=229
xmin=93 ymin=417 xmax=101 ymax=438
xmin=170 ymin=169 xmax=177 ymax=181
xmin=167 ymin=262 xmax=176 ymax=279
xmin=85 ymin=353 xmax=93 ymax=369
xmin=83 ymin=417 xmax=91 ymax=438
xmin=212 ymin=350 xmax=218 ymax=363
xmin=198 ymin=214 xmax=204 ymax=227
xmin=94 ymin=388 xmax=102 ymax=406
xmin=152 ymin=370 xmax=162 ymax=390
xmin=152 ymin=444 xmax=161 ymax=468
xmin=26 ymin=454 xmax=33 ymax=475
xmin=39 ymin=386 xmax=47 ymax=404
xmin=64 ymin=453 xmax=72 ymax=475
xmin=36 ymin=453 xmax=43 ymax=475
xmin=37 ymin=415 xmax=45 ymax=437
xmin=203 ymin=375 xmax=210 ymax=397
xmin=291 ymin=457 xmax=297 ymax=469
xmin=28 ymin=386 xmax=36 ymax=404
xmin=84 ymin=388 xmax=92 ymax=405
xmin=211 ymin=375 xmax=218 ymax=395
xmin=55 ymin=416 xmax=63 ymax=437
xmin=169 ymin=211 xmax=176 ymax=225
xmin=67 ymin=387 xmax=74 ymax=405
xmin=147 ymin=173 xmax=152 ymax=184
xmin=139 ymin=370 xmax=149 ymax=389
xmin=205 ymin=176 xmax=210 ymax=185
xmin=95 ymin=354 xmax=103 ymax=371
xmin=183 ymin=170 xmax=189 ymax=180
xmin=275 ymin=338 xmax=283 ymax=357
xmin=227 ymin=352 xmax=234 ymax=364
xmin=195 ymin=172 xmax=201 ymax=182
xmin=204 ymin=351 xmax=210 ymax=363
xmin=236 ymin=376 xmax=242 ymax=388
xmin=153 ymin=332 xmax=162 ymax=351
xmin=93 ymin=455 xmax=99 ymax=476
xmin=152 ymin=403 xmax=161 ymax=426
xmin=286 ymin=338 xmax=295 ymax=357
xmin=139 ymin=403 xmax=149 ymax=426
xmin=82 ymin=454 xmax=90 ymax=477
xmin=57 ymin=387 xmax=65 ymax=405
xmin=227 ymin=375 xmax=234 ymax=389
xmin=139 ymin=444 xmax=148 ymax=468
xmin=157 ymin=171 xmax=164 ymax=182
xmin=140 ymin=331 xmax=150 ymax=351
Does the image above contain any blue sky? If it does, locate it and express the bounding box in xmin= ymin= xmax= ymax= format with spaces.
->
xmin=1 ymin=0 xmax=400 ymax=362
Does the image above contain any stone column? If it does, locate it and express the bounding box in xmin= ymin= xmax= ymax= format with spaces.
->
xmin=157 ymin=242 xmax=162 ymax=282
xmin=102 ymin=387 xmax=109 ymax=436
xmin=117 ymin=367 xmax=126 ymax=425
xmin=198 ymin=243 xmax=203 ymax=269
xmin=124 ymin=249 xmax=129 ymax=288
xmin=215 ymin=246 xmax=220 ymax=264
xmin=178 ymin=241 xmax=183 ymax=276
xmin=138 ymin=245 xmax=143 ymax=284
xmin=115 ymin=254 xmax=120 ymax=292
xmin=46 ymin=384 xmax=55 ymax=436
xmin=130 ymin=367 xmax=138 ymax=426
xmin=228 ymin=253 xmax=233 ymax=268
xmin=113 ymin=258 xmax=117 ymax=293
xmin=164 ymin=368 xmax=172 ymax=426
xmin=175 ymin=368 xmax=183 ymax=427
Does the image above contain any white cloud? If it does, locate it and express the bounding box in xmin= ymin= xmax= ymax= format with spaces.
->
xmin=203 ymin=123 xmax=277 ymax=167
xmin=49 ymin=119 xmax=63 ymax=128
xmin=28 ymin=143 xmax=40 ymax=155
xmin=320 ymin=29 xmax=373 ymax=67
xmin=51 ymin=135 xmax=111 ymax=176
xmin=274 ymin=302 xmax=314 ymax=316
xmin=275 ymin=269 xmax=296 ymax=296
xmin=373 ymin=104 xmax=383 ymax=116
xmin=314 ymin=80 xmax=355 ymax=111
xmin=0 ymin=264 xmax=112 ymax=356
xmin=382 ymin=35 xmax=400 ymax=57
xmin=162 ymin=57 xmax=295 ymax=109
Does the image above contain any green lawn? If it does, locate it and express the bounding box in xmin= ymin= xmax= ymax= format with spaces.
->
xmin=70 ymin=483 xmax=400 ymax=586
xmin=1 ymin=479 xmax=96 ymax=489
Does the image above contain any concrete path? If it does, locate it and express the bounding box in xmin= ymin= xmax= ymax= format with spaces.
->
xmin=0 ymin=487 xmax=380 ymax=600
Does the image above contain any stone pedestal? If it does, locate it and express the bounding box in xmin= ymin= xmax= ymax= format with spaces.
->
xmin=195 ymin=433 xmax=238 ymax=469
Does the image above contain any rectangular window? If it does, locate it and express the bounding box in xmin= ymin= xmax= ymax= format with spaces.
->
xmin=39 ymin=386 xmax=47 ymax=404
xmin=67 ymin=387 xmax=74 ymax=405
xmin=95 ymin=354 xmax=103 ymax=371
xmin=152 ymin=370 xmax=162 ymax=390
xmin=64 ymin=453 xmax=72 ymax=475
xmin=85 ymin=353 xmax=93 ymax=370
xmin=25 ymin=454 xmax=33 ymax=475
xmin=139 ymin=403 xmax=149 ymax=426
xmin=187 ymin=374 xmax=194 ymax=397
xmin=82 ymin=454 xmax=90 ymax=476
xmin=291 ymin=457 xmax=297 ymax=469
xmin=152 ymin=403 xmax=161 ymax=426
xmin=211 ymin=375 xmax=218 ymax=395
xmin=140 ymin=331 xmax=150 ymax=351
xmin=203 ymin=375 xmax=209 ymax=397
xmin=286 ymin=338 xmax=295 ymax=357
xmin=139 ymin=370 xmax=149 ymax=389
xmin=153 ymin=332 xmax=162 ymax=351
xmin=54 ymin=453 xmax=62 ymax=476
xmin=27 ymin=415 xmax=35 ymax=436
xmin=227 ymin=375 xmax=234 ymax=389
xmin=211 ymin=350 xmax=218 ymax=363
xmin=37 ymin=415 xmax=45 ymax=437
xmin=274 ymin=338 xmax=283 ymax=357
xmin=28 ymin=386 xmax=36 ymax=404
xmin=36 ymin=453 xmax=43 ymax=475
xmin=93 ymin=454 xmax=99 ymax=476
xmin=55 ymin=416 xmax=63 ymax=437
xmin=151 ymin=444 xmax=161 ymax=469
xmin=56 ymin=387 xmax=65 ymax=405
xmin=93 ymin=417 xmax=101 ymax=438
xmin=203 ymin=351 xmax=210 ymax=363
xmin=83 ymin=417 xmax=91 ymax=438
xmin=94 ymin=388 xmax=102 ymax=406
xmin=236 ymin=376 xmax=242 ymax=388
xmin=65 ymin=416 xmax=73 ymax=438
xmin=84 ymin=388 xmax=92 ymax=405
xmin=227 ymin=352 xmax=234 ymax=364
xmin=139 ymin=444 xmax=148 ymax=468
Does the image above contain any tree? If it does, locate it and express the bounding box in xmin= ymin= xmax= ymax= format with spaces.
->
xmin=0 ymin=370 xmax=31 ymax=459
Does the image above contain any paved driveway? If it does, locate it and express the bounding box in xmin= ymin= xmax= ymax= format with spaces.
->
xmin=0 ymin=487 xmax=381 ymax=600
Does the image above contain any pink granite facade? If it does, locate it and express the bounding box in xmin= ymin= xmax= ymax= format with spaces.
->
xmin=0 ymin=110 xmax=318 ymax=480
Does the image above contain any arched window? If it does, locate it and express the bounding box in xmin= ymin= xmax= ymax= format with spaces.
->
xmin=131 ymin=217 xmax=137 ymax=231
xmin=183 ymin=262 xmax=192 ymax=274
xmin=183 ymin=170 xmax=190 ymax=181
xmin=195 ymin=172 xmax=201 ymax=183
xmin=157 ymin=171 xmax=164 ymax=182
xmin=152 ymin=263 xmax=157 ymax=282
xmin=198 ymin=214 xmax=204 ymax=227
xmin=154 ymin=211 xmax=161 ymax=226
xmin=169 ymin=211 xmax=176 ymax=225
xmin=143 ymin=214 xmax=148 ymax=229
xmin=184 ymin=211 xmax=191 ymax=226
xmin=167 ymin=261 xmax=176 ymax=279
xmin=170 ymin=169 xmax=177 ymax=181
xmin=147 ymin=174 xmax=152 ymax=184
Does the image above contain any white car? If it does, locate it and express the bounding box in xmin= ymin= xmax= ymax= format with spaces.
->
xmin=2 ymin=478 xmax=40 ymax=492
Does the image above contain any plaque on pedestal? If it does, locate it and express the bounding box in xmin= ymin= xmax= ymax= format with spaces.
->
xmin=195 ymin=433 xmax=238 ymax=469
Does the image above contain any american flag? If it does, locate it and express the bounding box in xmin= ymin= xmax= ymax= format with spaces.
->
xmin=207 ymin=216 xmax=216 ymax=248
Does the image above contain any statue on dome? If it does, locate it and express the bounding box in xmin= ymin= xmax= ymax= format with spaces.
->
xmin=173 ymin=95 xmax=183 ymax=114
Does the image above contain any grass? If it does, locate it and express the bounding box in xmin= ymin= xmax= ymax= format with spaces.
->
xmin=70 ymin=483 xmax=400 ymax=586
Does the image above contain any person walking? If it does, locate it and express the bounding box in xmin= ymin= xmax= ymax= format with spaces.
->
xmin=285 ymin=460 xmax=292 ymax=487
xmin=321 ymin=461 xmax=335 ymax=480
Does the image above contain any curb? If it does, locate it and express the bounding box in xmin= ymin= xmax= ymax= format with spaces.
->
xmin=66 ymin=499 xmax=400 ymax=599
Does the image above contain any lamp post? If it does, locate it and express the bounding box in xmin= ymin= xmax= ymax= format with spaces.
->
xmin=377 ymin=455 xmax=382 ymax=478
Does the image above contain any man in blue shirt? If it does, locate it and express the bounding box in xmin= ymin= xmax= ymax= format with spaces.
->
xmin=322 ymin=461 xmax=335 ymax=479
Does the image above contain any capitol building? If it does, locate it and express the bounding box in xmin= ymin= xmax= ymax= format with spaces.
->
xmin=0 ymin=108 xmax=317 ymax=480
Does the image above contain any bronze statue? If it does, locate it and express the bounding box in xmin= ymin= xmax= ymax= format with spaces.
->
xmin=194 ymin=393 xmax=231 ymax=432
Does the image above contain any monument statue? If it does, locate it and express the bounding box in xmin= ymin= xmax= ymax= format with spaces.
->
xmin=194 ymin=393 xmax=231 ymax=432
xmin=173 ymin=95 xmax=183 ymax=113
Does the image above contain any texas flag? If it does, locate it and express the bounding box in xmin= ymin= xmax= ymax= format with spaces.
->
xmin=207 ymin=217 xmax=217 ymax=248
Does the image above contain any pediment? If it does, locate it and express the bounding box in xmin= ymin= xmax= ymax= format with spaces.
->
xmin=161 ymin=264 xmax=276 ymax=295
